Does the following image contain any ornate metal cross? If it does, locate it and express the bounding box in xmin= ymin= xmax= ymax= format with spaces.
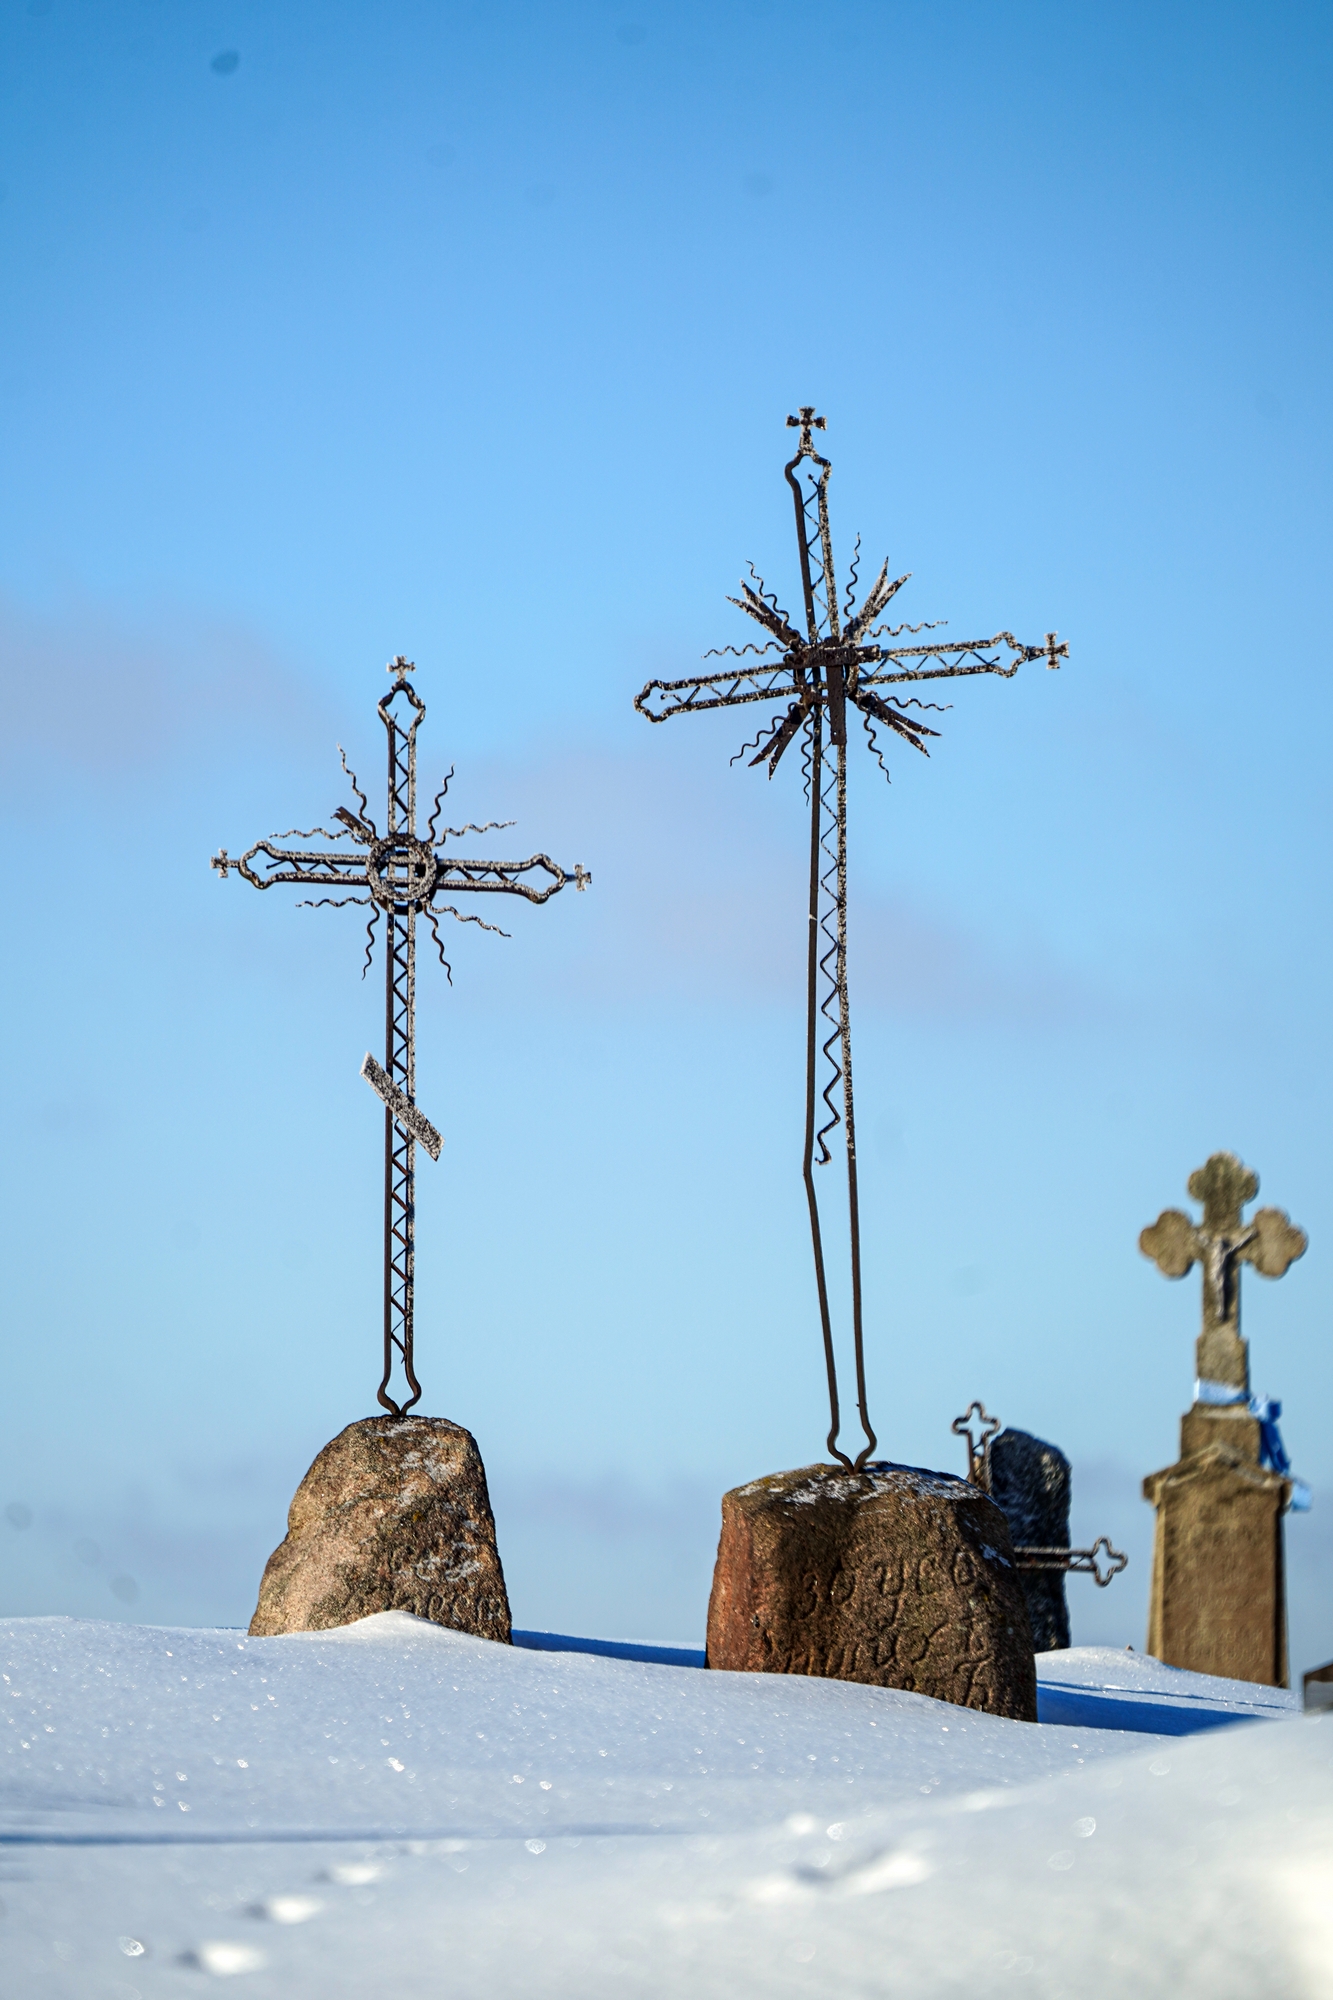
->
xmin=1140 ymin=1151 xmax=1306 ymax=1399
xmin=636 ymin=410 xmax=1067 ymax=1469
xmin=213 ymin=656 xmax=589 ymax=1414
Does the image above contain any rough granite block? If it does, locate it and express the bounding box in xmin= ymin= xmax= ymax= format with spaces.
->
xmin=250 ymin=1415 xmax=511 ymax=1641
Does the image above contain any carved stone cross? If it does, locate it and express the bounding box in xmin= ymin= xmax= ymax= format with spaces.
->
xmin=1140 ymin=1151 xmax=1306 ymax=1395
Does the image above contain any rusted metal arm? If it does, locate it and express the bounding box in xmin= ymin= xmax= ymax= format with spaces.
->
xmin=1017 ymin=1539 xmax=1129 ymax=1588
xmin=859 ymin=631 xmax=1067 ymax=685
xmin=634 ymin=663 xmax=803 ymax=721
xmin=434 ymin=855 xmax=590 ymax=902
xmin=210 ymin=841 xmax=368 ymax=888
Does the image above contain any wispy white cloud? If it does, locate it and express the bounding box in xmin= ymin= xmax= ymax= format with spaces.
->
xmin=0 ymin=593 xmax=328 ymax=779
xmin=0 ymin=592 xmax=1100 ymax=1030
xmin=454 ymin=742 xmax=1105 ymax=1029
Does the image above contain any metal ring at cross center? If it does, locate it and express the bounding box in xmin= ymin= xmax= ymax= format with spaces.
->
xmin=366 ymin=837 xmax=439 ymax=910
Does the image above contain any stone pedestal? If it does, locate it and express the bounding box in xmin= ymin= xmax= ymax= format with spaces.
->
xmin=250 ymin=1415 xmax=511 ymax=1641
xmin=1144 ymin=1427 xmax=1289 ymax=1687
xmin=988 ymin=1428 xmax=1071 ymax=1654
xmin=705 ymin=1463 xmax=1037 ymax=1720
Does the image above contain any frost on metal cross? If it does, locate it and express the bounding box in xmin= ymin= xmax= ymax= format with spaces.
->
xmin=213 ymin=656 xmax=589 ymax=1416
xmin=636 ymin=410 xmax=1067 ymax=1471
xmin=1140 ymin=1151 xmax=1306 ymax=1396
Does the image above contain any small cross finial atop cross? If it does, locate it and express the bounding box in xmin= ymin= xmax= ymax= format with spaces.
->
xmin=1140 ymin=1150 xmax=1307 ymax=1397
xmin=786 ymin=407 xmax=826 ymax=456
xmin=387 ymin=655 xmax=415 ymax=683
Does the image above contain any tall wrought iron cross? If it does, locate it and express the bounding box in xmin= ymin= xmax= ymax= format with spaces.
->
xmin=636 ymin=410 xmax=1067 ymax=1470
xmin=214 ymin=656 xmax=589 ymax=1415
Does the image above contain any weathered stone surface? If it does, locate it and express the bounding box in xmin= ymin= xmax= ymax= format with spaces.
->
xmin=250 ymin=1416 xmax=511 ymax=1640
xmin=988 ymin=1429 xmax=1071 ymax=1654
xmin=1179 ymin=1401 xmax=1262 ymax=1463
xmin=705 ymin=1463 xmax=1037 ymax=1720
xmin=1143 ymin=1444 xmax=1288 ymax=1687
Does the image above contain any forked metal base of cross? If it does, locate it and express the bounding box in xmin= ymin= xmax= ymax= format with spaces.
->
xmin=214 ymin=658 xmax=589 ymax=1414
xmin=637 ymin=412 xmax=1067 ymax=1469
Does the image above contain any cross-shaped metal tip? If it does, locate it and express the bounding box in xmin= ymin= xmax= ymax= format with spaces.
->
xmin=1085 ymin=1537 xmax=1130 ymax=1588
xmin=210 ymin=848 xmax=232 ymax=878
xmin=387 ymin=655 xmax=415 ymax=682
xmin=786 ymin=406 xmax=826 ymax=455
xmin=1043 ymin=632 xmax=1069 ymax=670
xmin=952 ymin=1400 xmax=1000 ymax=1490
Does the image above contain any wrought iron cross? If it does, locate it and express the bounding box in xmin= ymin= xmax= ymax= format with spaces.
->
xmin=636 ymin=411 xmax=1067 ymax=1470
xmin=213 ymin=656 xmax=589 ymax=1414
xmin=1140 ymin=1151 xmax=1306 ymax=1399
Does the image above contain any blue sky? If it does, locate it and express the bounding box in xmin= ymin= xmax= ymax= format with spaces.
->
xmin=1 ymin=0 xmax=1330 ymax=1671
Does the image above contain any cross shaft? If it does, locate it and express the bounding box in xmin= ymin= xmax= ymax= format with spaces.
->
xmin=215 ymin=659 xmax=589 ymax=1413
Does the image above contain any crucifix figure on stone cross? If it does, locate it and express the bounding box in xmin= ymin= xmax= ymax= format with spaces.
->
xmin=1140 ymin=1150 xmax=1307 ymax=1403
xmin=213 ymin=656 xmax=590 ymax=1416
xmin=636 ymin=409 xmax=1067 ymax=1469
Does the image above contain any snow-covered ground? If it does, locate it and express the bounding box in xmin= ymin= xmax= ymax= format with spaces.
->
xmin=2 ymin=1612 xmax=1329 ymax=1996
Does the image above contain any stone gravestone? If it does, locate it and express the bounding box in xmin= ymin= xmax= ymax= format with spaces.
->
xmin=1140 ymin=1152 xmax=1306 ymax=1686
xmin=250 ymin=1416 xmax=511 ymax=1640
xmin=705 ymin=1463 xmax=1037 ymax=1721
xmin=988 ymin=1430 xmax=1072 ymax=1653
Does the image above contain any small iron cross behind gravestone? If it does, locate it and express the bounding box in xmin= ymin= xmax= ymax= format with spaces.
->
xmin=951 ymin=1401 xmax=1126 ymax=1652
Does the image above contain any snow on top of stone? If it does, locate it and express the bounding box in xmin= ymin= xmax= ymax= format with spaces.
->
xmin=740 ymin=1462 xmax=976 ymax=1508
